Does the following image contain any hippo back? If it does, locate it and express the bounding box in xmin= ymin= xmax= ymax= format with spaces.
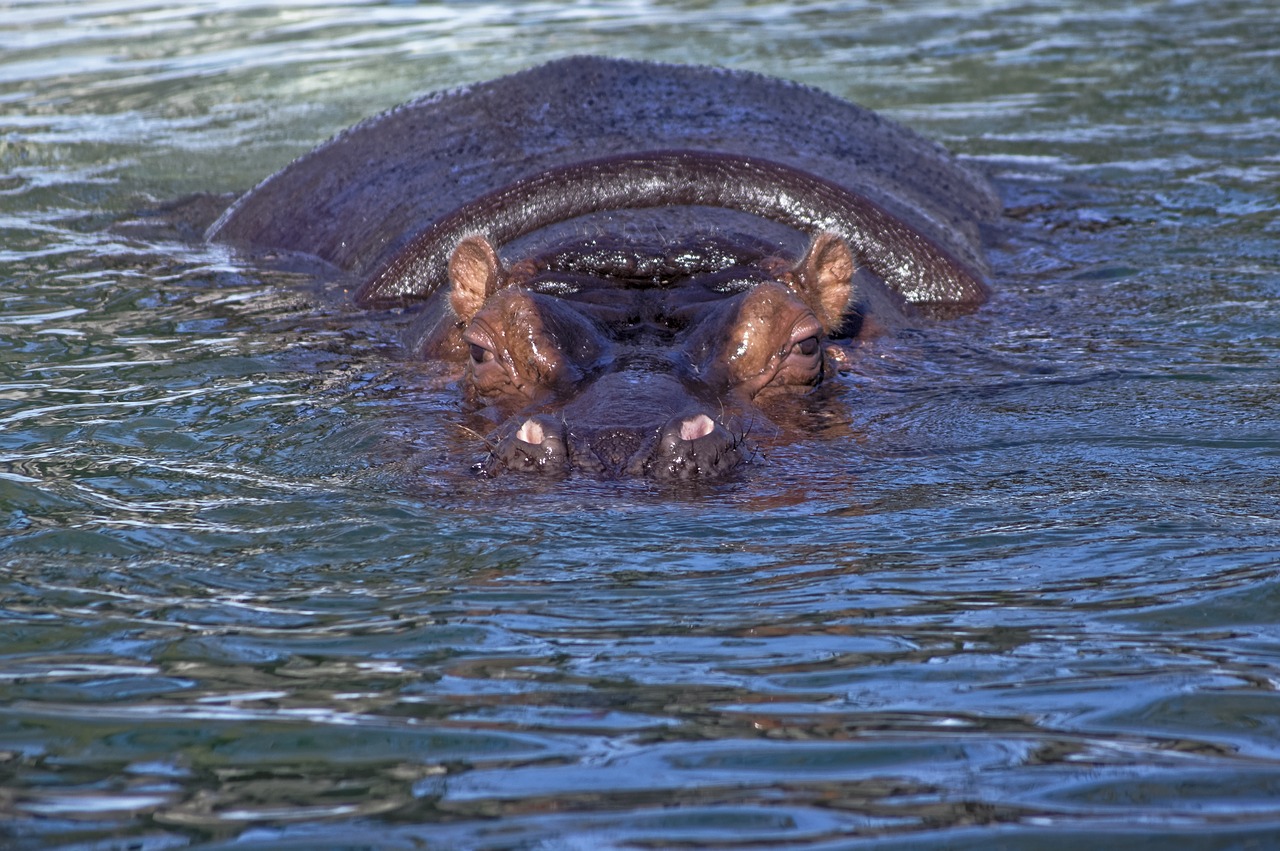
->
xmin=208 ymin=56 xmax=998 ymax=303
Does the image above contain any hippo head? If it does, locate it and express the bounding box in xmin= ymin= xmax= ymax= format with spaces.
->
xmin=432 ymin=229 xmax=856 ymax=480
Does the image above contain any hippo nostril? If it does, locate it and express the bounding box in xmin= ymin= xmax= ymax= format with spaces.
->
xmin=516 ymin=418 xmax=545 ymax=445
xmin=647 ymin=412 xmax=744 ymax=481
xmin=482 ymin=415 xmax=568 ymax=476
xmin=679 ymin=413 xmax=716 ymax=442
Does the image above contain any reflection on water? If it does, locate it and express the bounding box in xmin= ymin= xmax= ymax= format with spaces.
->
xmin=3 ymin=1 xmax=1280 ymax=848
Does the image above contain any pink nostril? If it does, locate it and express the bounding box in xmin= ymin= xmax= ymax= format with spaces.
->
xmin=516 ymin=418 xmax=545 ymax=445
xmin=679 ymin=413 xmax=716 ymax=442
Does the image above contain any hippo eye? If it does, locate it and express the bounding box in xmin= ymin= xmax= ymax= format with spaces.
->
xmin=469 ymin=343 xmax=493 ymax=364
xmin=792 ymin=336 xmax=820 ymax=358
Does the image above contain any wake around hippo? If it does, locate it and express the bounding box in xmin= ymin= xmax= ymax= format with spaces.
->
xmin=207 ymin=56 xmax=1000 ymax=480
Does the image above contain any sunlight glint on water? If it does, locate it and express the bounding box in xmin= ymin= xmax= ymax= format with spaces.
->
xmin=2 ymin=1 xmax=1279 ymax=848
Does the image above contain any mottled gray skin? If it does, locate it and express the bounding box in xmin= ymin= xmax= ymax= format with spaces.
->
xmin=208 ymin=56 xmax=997 ymax=294
xmin=207 ymin=57 xmax=1000 ymax=480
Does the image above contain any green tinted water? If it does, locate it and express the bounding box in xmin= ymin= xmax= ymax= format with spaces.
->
xmin=2 ymin=1 xmax=1279 ymax=848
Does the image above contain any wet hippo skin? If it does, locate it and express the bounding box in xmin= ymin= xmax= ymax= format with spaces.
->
xmin=208 ymin=56 xmax=1000 ymax=480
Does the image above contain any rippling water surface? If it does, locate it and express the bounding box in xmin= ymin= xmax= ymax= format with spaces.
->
xmin=2 ymin=1 xmax=1279 ymax=848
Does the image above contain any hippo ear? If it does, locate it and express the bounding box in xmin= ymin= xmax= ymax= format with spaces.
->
xmin=790 ymin=232 xmax=855 ymax=334
xmin=448 ymin=235 xmax=504 ymax=322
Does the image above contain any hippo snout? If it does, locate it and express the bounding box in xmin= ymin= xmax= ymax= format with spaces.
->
xmin=480 ymin=414 xmax=570 ymax=475
xmin=646 ymin=413 xmax=743 ymax=481
xmin=479 ymin=410 xmax=744 ymax=480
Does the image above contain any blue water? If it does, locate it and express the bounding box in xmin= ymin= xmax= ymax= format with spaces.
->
xmin=2 ymin=1 xmax=1279 ymax=848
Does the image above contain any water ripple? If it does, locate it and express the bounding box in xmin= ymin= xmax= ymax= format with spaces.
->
xmin=2 ymin=1 xmax=1279 ymax=848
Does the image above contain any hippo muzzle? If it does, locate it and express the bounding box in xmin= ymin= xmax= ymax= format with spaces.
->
xmin=481 ymin=371 xmax=745 ymax=480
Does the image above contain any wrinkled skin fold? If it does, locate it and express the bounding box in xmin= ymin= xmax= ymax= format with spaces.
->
xmin=207 ymin=57 xmax=999 ymax=480
xmin=354 ymin=150 xmax=989 ymax=310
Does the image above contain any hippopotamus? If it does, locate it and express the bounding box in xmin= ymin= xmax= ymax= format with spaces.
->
xmin=207 ymin=56 xmax=1000 ymax=480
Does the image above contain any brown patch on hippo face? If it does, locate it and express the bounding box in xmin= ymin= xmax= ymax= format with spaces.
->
xmin=446 ymin=235 xmax=604 ymax=408
xmin=700 ymin=281 xmax=828 ymax=398
xmin=461 ymin=287 xmax=607 ymax=408
xmin=691 ymin=232 xmax=856 ymax=398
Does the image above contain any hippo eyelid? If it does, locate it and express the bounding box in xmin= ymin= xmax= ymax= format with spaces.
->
xmin=793 ymin=335 xmax=820 ymax=357
xmin=462 ymin=325 xmax=497 ymax=360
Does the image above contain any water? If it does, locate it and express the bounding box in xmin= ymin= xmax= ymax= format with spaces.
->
xmin=2 ymin=1 xmax=1278 ymax=848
